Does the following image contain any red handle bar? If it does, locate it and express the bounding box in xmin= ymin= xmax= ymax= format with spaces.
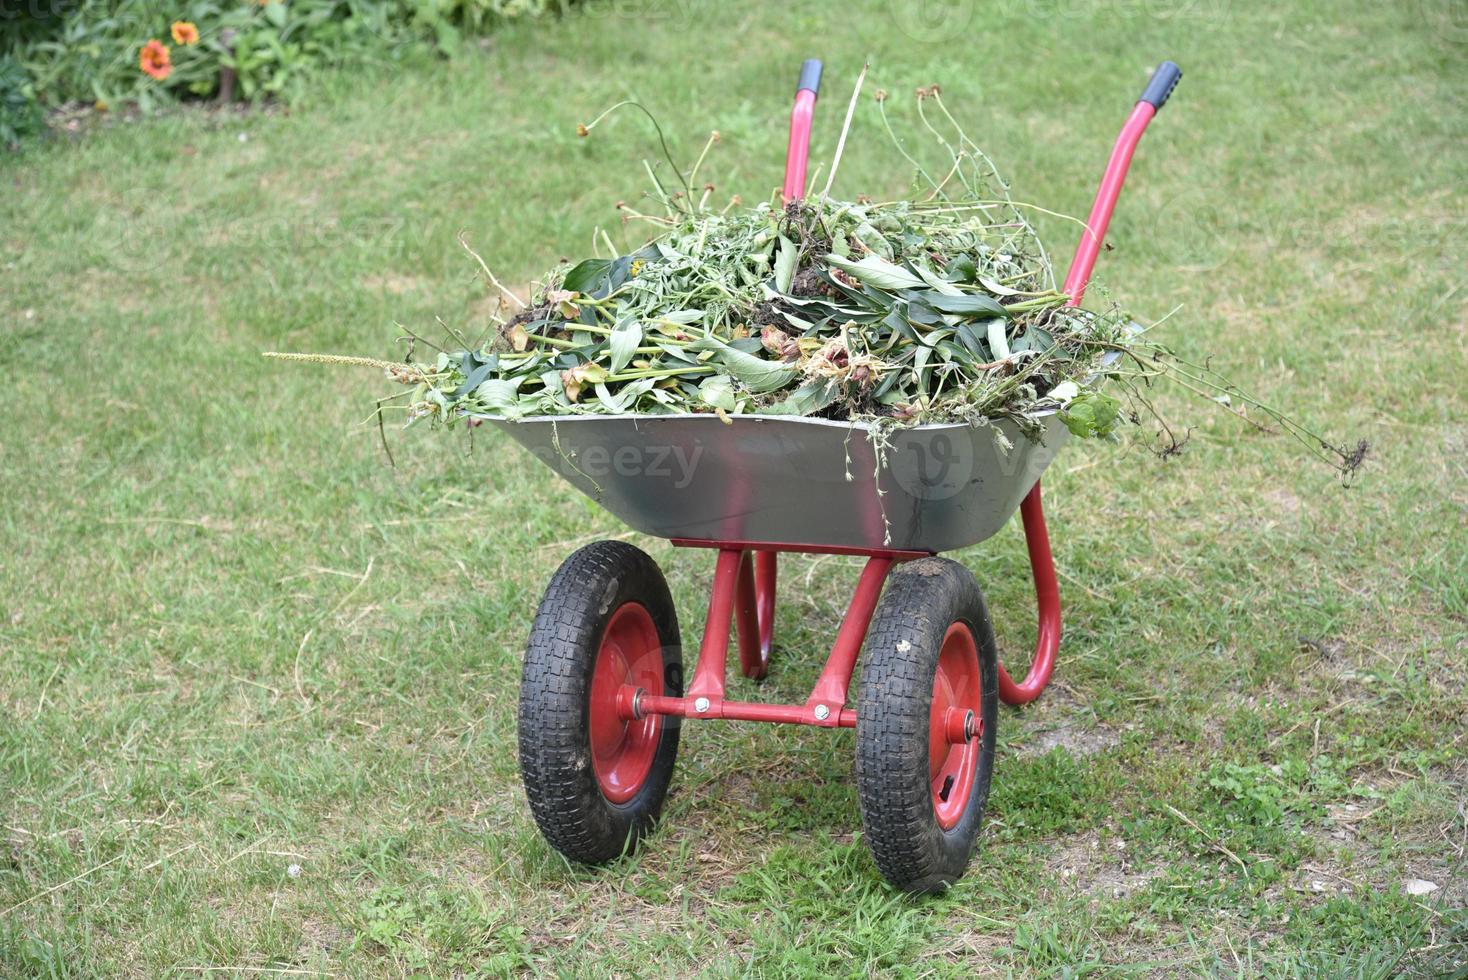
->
xmin=1002 ymin=60 xmax=1180 ymax=705
xmin=782 ymin=59 xmax=822 ymax=202
xmin=775 ymin=58 xmax=1178 ymax=706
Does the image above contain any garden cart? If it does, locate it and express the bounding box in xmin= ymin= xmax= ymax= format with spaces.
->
xmin=500 ymin=58 xmax=1182 ymax=891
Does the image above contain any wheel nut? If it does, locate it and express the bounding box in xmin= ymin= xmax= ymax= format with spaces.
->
xmin=694 ymin=696 xmax=711 ymax=713
xmin=813 ymin=704 xmax=831 ymax=721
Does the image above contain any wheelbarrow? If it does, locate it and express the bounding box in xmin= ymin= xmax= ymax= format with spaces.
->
xmin=494 ymin=58 xmax=1182 ymax=892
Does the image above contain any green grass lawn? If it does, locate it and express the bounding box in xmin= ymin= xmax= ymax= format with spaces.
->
xmin=2 ymin=0 xmax=1465 ymax=974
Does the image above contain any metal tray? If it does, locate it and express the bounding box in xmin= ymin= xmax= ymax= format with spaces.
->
xmin=486 ymin=412 xmax=1068 ymax=553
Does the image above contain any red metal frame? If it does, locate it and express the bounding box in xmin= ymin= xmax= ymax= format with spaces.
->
xmin=617 ymin=76 xmax=1165 ymax=729
xmin=999 ymin=98 xmax=1164 ymax=705
xmin=622 ymin=545 xmax=906 ymax=729
xmin=999 ymin=485 xmax=1062 ymax=705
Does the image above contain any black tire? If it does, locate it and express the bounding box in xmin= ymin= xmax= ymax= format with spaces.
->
xmin=518 ymin=541 xmax=682 ymax=864
xmin=855 ymin=557 xmax=999 ymax=892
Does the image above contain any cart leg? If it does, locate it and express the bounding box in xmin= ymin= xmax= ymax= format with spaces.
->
xmin=735 ymin=552 xmax=768 ymax=680
xmin=755 ymin=552 xmax=777 ymax=665
xmin=805 ymin=556 xmax=894 ymax=718
xmin=997 ymin=483 xmax=1061 ymax=705
xmin=685 ymin=548 xmax=744 ymax=704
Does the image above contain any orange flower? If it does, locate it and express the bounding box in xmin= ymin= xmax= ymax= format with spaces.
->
xmin=139 ymin=39 xmax=171 ymax=80
xmin=171 ymin=21 xmax=199 ymax=45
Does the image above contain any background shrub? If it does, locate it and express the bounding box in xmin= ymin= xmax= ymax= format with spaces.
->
xmin=0 ymin=54 xmax=42 ymax=147
xmin=0 ymin=0 xmax=576 ymax=139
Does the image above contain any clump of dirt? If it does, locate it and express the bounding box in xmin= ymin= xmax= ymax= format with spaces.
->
xmin=789 ymin=265 xmax=832 ymax=299
xmin=505 ymin=305 xmax=551 ymax=331
xmin=500 ymin=304 xmax=564 ymax=345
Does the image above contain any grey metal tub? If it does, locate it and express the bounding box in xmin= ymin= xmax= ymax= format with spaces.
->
xmin=484 ymin=412 xmax=1068 ymax=553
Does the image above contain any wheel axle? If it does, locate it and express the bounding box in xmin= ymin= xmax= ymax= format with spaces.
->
xmin=944 ymin=707 xmax=976 ymax=745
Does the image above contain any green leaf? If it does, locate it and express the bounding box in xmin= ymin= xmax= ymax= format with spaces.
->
xmin=986 ymin=319 xmax=1011 ymax=360
xmin=689 ymin=337 xmax=799 ymax=393
xmin=852 ymin=222 xmax=892 ymax=259
xmin=473 ymin=378 xmax=526 ymax=418
xmin=922 ymin=292 xmax=1009 ymax=318
xmin=698 ymin=374 xmax=737 ymax=411
xmin=562 ymin=258 xmax=611 ymax=294
xmin=757 ymin=381 xmax=838 ymax=416
xmin=955 ymin=323 xmax=987 ymax=359
xmin=1060 ymin=391 xmax=1122 ymax=438
xmin=905 ymin=297 xmax=942 ymax=326
xmin=945 ymin=256 xmax=978 ymax=282
xmin=723 ymin=348 xmax=800 ymax=392
xmin=774 ymin=235 xmax=799 ymax=294
xmin=608 ymin=319 xmax=642 ymax=374
xmin=978 ymin=276 xmax=1024 ymax=297
xmin=263 ymin=0 xmax=287 ymax=27
xmin=1012 ymin=326 xmax=1055 ymax=354
xmin=594 ymin=382 xmax=629 ymax=413
xmin=824 ymin=254 xmax=925 ymax=291
xmin=655 ymin=341 xmax=698 ymax=364
xmin=451 ymin=351 xmax=500 ymax=397
xmin=882 ymin=307 xmax=919 ymax=343
xmin=912 ymin=261 xmax=963 ymax=296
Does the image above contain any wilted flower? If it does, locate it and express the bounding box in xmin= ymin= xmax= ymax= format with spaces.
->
xmin=760 ymin=326 xmax=800 ymax=361
xmin=559 ymin=362 xmax=608 ymax=403
xmin=385 ymin=363 xmax=426 ymax=385
xmin=544 ymin=288 xmax=579 ymax=318
xmin=139 ymin=40 xmax=171 ymax=80
xmin=506 ymin=323 xmax=530 ymax=352
xmin=171 ymin=21 xmax=199 ymax=45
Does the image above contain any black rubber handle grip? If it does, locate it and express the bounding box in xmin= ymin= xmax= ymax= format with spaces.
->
xmin=1139 ymin=60 xmax=1181 ymax=110
xmin=797 ymin=59 xmax=823 ymax=95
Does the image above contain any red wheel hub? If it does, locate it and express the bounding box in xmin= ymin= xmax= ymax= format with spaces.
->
xmin=928 ymin=622 xmax=983 ymax=830
xmin=588 ymin=603 xmax=665 ymax=804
